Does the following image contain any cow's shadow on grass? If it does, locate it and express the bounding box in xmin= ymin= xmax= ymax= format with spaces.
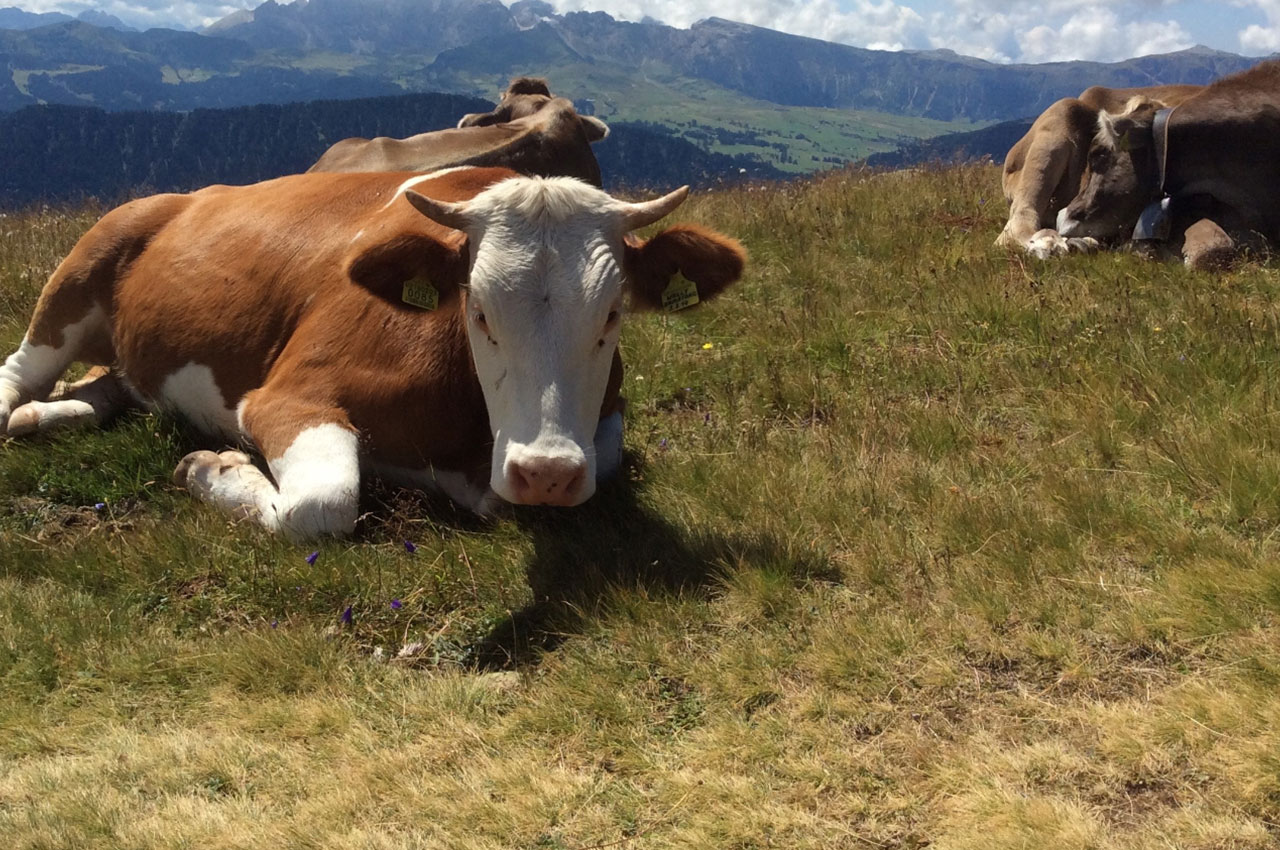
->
xmin=463 ymin=451 xmax=838 ymax=671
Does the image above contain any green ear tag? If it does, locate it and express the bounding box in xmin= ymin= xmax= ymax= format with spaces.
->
xmin=1116 ymin=132 xmax=1131 ymax=153
xmin=402 ymin=274 xmax=439 ymax=310
xmin=661 ymin=275 xmax=700 ymax=312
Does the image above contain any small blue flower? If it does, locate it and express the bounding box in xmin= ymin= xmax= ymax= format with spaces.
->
xmin=340 ymin=605 xmax=353 ymax=626
xmin=659 ymin=438 xmax=668 ymax=450
xmin=403 ymin=540 xmax=417 ymax=554
xmin=390 ymin=599 xmax=402 ymax=610
xmin=305 ymin=551 xmax=319 ymax=565
xmin=93 ymin=502 xmax=106 ymax=511
xmin=270 ymin=619 xmax=278 ymax=629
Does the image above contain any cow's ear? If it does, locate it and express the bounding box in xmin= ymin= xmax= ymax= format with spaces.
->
xmin=345 ymin=230 xmax=469 ymax=309
xmin=623 ymin=225 xmax=746 ymax=312
xmin=581 ymin=116 xmax=610 ymax=142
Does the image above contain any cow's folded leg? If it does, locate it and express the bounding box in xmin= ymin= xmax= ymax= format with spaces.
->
xmin=1181 ymin=218 xmax=1237 ymax=271
xmin=231 ymin=394 xmax=362 ymax=539
xmin=7 ymin=367 xmax=133 ymax=436
xmin=174 ymin=449 xmax=275 ymax=524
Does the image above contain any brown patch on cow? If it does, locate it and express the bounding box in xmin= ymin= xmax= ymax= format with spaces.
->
xmin=100 ymin=169 xmax=512 ymax=472
xmin=623 ymin=225 xmax=747 ymax=312
xmin=27 ymin=193 xmax=193 ymax=354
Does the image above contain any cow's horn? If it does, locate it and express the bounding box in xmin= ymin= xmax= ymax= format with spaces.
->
xmin=622 ymin=186 xmax=690 ymax=231
xmin=405 ymin=190 xmax=471 ymax=232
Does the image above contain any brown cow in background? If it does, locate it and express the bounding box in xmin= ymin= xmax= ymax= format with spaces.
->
xmin=996 ymin=83 xmax=1202 ymax=258
xmin=309 ymin=78 xmax=609 ymax=187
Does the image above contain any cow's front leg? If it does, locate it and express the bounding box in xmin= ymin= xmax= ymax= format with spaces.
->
xmin=175 ymin=394 xmax=361 ymax=539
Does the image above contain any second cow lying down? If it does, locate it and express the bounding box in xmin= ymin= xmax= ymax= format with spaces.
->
xmin=0 ymin=167 xmax=746 ymax=538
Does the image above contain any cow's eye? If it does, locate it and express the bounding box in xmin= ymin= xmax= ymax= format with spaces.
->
xmin=605 ymin=310 xmax=619 ymax=327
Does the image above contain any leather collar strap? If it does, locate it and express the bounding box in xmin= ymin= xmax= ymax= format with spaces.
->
xmin=1152 ymin=106 xmax=1174 ymax=195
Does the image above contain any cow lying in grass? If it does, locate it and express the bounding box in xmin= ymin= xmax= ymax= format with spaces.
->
xmin=1058 ymin=60 xmax=1280 ymax=270
xmin=0 ymin=167 xmax=745 ymax=538
xmin=309 ymin=78 xmax=609 ymax=188
xmin=996 ymin=83 xmax=1202 ymax=259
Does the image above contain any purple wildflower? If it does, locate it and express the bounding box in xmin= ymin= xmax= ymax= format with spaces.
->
xmin=340 ymin=605 xmax=353 ymax=626
xmin=305 ymin=551 xmax=319 ymax=565
xmin=390 ymin=599 xmax=403 ymax=610
xmin=93 ymin=502 xmax=106 ymax=511
xmin=659 ymin=437 xmax=668 ymax=450
xmin=270 ymin=619 xmax=278 ymax=629
xmin=403 ymin=539 xmax=417 ymax=554
xmin=704 ymin=412 xmax=711 ymax=424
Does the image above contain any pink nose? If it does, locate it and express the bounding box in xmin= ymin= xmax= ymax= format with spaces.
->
xmin=505 ymin=455 xmax=589 ymax=506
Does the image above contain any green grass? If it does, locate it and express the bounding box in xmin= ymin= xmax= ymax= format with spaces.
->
xmin=2 ymin=165 xmax=1279 ymax=848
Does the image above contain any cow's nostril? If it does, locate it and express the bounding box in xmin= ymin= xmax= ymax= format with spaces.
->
xmin=507 ymin=455 xmax=588 ymax=505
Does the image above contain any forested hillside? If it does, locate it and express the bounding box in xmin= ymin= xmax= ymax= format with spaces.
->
xmin=0 ymin=93 xmax=784 ymax=208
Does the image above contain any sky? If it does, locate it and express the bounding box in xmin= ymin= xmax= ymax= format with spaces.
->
xmin=14 ymin=0 xmax=1280 ymax=64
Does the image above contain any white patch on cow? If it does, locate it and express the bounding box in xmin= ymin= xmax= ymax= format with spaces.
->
xmin=381 ymin=167 xmax=476 ymax=211
xmin=266 ymin=423 xmax=361 ymax=539
xmin=0 ymin=306 xmax=106 ymax=429
xmin=155 ymin=362 xmax=240 ymax=438
xmin=450 ymin=176 xmax=633 ymax=505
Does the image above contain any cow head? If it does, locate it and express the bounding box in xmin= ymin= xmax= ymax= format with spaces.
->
xmin=1057 ymin=97 xmax=1164 ymax=240
xmin=458 ymin=78 xmax=610 ymax=146
xmin=392 ymin=176 xmax=744 ymax=507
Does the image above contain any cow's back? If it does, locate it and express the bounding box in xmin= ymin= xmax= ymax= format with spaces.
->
xmin=108 ymin=172 xmax=475 ymax=415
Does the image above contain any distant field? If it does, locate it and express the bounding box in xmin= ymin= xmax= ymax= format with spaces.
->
xmin=435 ymin=65 xmax=980 ymax=172
xmin=2 ymin=166 xmax=1278 ymax=848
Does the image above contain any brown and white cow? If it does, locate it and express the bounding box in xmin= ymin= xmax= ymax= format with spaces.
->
xmin=1058 ymin=61 xmax=1280 ymax=269
xmin=0 ymin=167 xmax=745 ymax=538
xmin=996 ymin=83 xmax=1202 ymax=258
xmin=308 ymin=78 xmax=609 ymax=187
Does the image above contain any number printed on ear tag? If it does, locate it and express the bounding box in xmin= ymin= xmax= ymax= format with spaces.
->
xmin=661 ymin=275 xmax=700 ymax=312
xmin=402 ymin=274 xmax=439 ymax=310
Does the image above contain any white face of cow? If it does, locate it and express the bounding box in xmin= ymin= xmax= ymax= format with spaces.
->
xmin=406 ymin=177 xmax=687 ymax=507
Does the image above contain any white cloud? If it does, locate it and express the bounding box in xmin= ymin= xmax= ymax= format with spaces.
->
xmin=18 ymin=0 xmax=244 ymax=29
xmin=547 ymin=0 xmax=928 ymax=49
xmin=1236 ymin=0 xmax=1280 ymax=52
xmin=1014 ymin=7 xmax=1193 ymax=62
xmin=2 ymin=0 xmax=1253 ymax=62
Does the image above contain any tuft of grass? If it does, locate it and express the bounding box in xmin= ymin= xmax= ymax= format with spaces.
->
xmin=1 ymin=164 xmax=1279 ymax=848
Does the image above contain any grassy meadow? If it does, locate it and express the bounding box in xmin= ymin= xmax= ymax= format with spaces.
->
xmin=2 ymin=165 xmax=1280 ymax=848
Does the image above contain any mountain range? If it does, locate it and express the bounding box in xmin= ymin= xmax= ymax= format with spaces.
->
xmin=0 ymin=0 xmax=1272 ymax=185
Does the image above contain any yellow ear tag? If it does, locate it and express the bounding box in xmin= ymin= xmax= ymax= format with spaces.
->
xmin=402 ymin=274 xmax=439 ymax=310
xmin=661 ymin=275 xmax=700 ymax=312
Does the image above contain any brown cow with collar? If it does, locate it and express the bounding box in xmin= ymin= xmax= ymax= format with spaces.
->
xmin=1058 ymin=61 xmax=1280 ymax=269
xmin=309 ymin=78 xmax=609 ymax=187
xmin=0 ymin=167 xmax=745 ymax=538
xmin=996 ymin=83 xmax=1202 ymax=258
